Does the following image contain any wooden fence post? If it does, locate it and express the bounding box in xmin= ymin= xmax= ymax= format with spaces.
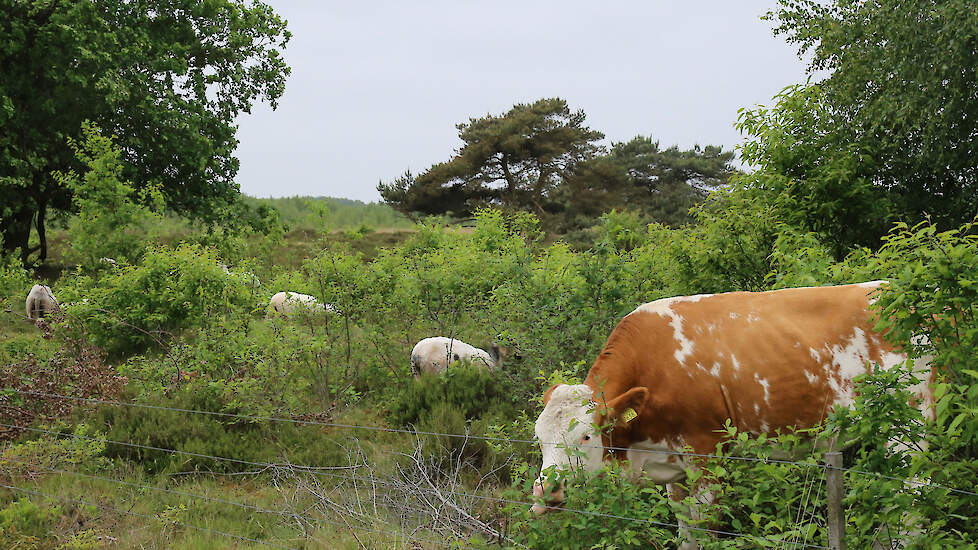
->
xmin=825 ymin=451 xmax=846 ymax=550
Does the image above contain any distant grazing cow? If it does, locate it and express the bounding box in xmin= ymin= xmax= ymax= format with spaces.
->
xmin=267 ymin=291 xmax=334 ymax=317
xmin=25 ymin=284 xmax=59 ymax=320
xmin=530 ymin=282 xmax=934 ymax=549
xmin=410 ymin=337 xmax=505 ymax=378
xmin=99 ymin=257 xmax=117 ymax=266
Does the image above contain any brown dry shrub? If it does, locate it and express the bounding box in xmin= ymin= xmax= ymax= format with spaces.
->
xmin=0 ymin=331 xmax=126 ymax=439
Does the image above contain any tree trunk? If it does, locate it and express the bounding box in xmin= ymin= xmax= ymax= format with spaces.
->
xmin=0 ymin=206 xmax=39 ymax=267
xmin=499 ymin=155 xmax=517 ymax=206
xmin=35 ymin=202 xmax=47 ymax=262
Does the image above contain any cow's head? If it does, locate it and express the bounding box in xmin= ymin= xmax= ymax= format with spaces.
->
xmin=531 ymin=383 xmax=649 ymax=514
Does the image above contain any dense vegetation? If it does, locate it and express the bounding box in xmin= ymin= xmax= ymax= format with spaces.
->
xmin=2 ymin=0 xmax=977 ymax=548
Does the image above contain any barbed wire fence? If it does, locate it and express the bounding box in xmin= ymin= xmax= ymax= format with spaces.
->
xmin=2 ymin=388 xmax=976 ymax=549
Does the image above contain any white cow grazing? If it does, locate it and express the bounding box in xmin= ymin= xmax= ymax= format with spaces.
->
xmin=25 ymin=284 xmax=59 ymax=320
xmin=410 ymin=337 xmax=504 ymax=378
xmin=267 ymin=291 xmax=334 ymax=317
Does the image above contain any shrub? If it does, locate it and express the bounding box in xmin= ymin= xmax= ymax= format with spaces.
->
xmin=0 ymin=258 xmax=31 ymax=307
xmin=1 ymin=424 xmax=109 ymax=478
xmin=390 ymin=366 xmax=523 ymax=477
xmin=91 ymin=388 xmax=350 ymax=474
xmin=389 ymin=365 xmax=517 ymax=428
xmin=506 ymin=462 xmax=676 ymax=549
xmin=0 ymin=499 xmax=60 ymax=542
xmin=0 ymin=335 xmax=125 ymax=436
xmin=828 ymin=362 xmax=978 ymax=548
xmin=60 ymin=243 xmax=260 ymax=356
xmin=56 ymin=122 xmax=163 ymax=268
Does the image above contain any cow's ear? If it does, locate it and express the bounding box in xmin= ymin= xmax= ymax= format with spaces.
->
xmin=605 ymin=387 xmax=649 ymax=428
xmin=542 ymin=383 xmax=562 ymax=405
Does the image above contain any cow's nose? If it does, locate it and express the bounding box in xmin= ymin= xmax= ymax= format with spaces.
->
xmin=529 ymin=479 xmax=564 ymax=515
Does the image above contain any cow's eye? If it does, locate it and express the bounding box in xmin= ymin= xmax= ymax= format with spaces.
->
xmin=582 ymin=434 xmax=591 ymax=442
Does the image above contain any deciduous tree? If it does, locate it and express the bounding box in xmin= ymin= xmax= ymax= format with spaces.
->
xmin=0 ymin=0 xmax=290 ymax=265
xmin=739 ymin=0 xmax=978 ymax=255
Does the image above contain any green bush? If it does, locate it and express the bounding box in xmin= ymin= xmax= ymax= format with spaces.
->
xmin=390 ymin=365 xmax=517 ymax=428
xmin=390 ymin=365 xmax=523 ymax=478
xmin=507 ymin=462 xmax=676 ymax=549
xmin=56 ymin=122 xmax=163 ymax=268
xmin=0 ymin=258 xmax=31 ymax=304
xmin=1 ymin=424 xmax=108 ymax=477
xmin=60 ymin=243 xmax=260 ymax=356
xmin=92 ymin=388 xmax=350 ymax=475
xmin=828 ymin=363 xmax=978 ymax=548
xmin=0 ymin=499 xmax=60 ymax=540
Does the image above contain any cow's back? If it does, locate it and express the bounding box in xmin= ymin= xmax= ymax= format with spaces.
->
xmin=586 ymin=282 xmax=927 ymax=454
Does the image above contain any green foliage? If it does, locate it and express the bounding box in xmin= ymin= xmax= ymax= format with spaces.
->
xmin=594 ymin=210 xmax=648 ymax=253
xmin=241 ymin=196 xmax=414 ymax=233
xmin=736 ymin=85 xmax=894 ymax=257
xmin=0 ymin=499 xmax=60 ymax=540
xmin=0 ymin=257 xmax=31 ymax=328
xmin=828 ymin=362 xmax=978 ymax=547
xmin=91 ymin=388 xmax=348 ymax=475
xmin=0 ymin=257 xmax=30 ymax=299
xmin=56 ymin=529 xmax=102 ymax=550
xmin=857 ymin=220 xmax=978 ymax=448
xmin=560 ymin=136 xmax=736 ymax=228
xmin=60 ymin=244 xmax=259 ymax=356
xmin=0 ymin=0 xmax=290 ymax=264
xmin=771 ymin=0 xmax=978 ymax=228
xmin=628 ymin=186 xmax=783 ymax=297
xmin=508 ymin=462 xmax=676 ymax=549
xmin=680 ymin=425 xmax=828 ymax=549
xmin=390 ymin=365 xmax=517 ymax=428
xmin=379 ymin=97 xmax=605 ymax=219
xmin=120 ymin=311 xmax=361 ymax=417
xmin=1 ymin=425 xmax=108 ymax=477
xmin=736 ymin=0 xmax=978 ymax=255
xmin=57 ymin=122 xmax=163 ymax=268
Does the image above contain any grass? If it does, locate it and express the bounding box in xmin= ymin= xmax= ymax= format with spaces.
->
xmin=0 ymin=409 xmax=478 ymax=549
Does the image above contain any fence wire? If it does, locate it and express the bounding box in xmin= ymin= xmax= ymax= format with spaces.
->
xmin=9 ymin=387 xmax=978 ymax=499
xmin=3 ymin=388 xmax=974 ymax=549
xmin=2 ymin=457 xmax=461 ymax=548
xmin=5 ymin=388 xmax=824 ymax=467
xmin=0 ymin=419 xmax=831 ymax=549
xmin=7 ymin=388 xmax=978 ymax=496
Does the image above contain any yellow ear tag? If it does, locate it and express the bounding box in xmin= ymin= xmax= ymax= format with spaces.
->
xmin=622 ymin=407 xmax=638 ymax=424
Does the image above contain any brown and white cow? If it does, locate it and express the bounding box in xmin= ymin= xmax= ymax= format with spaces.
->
xmin=531 ymin=282 xmax=933 ymax=548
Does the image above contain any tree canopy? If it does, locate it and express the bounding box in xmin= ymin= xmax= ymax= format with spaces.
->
xmin=561 ymin=137 xmax=734 ymax=227
xmin=0 ymin=0 xmax=291 ymax=264
xmin=737 ymin=0 xmax=978 ymax=256
xmin=380 ymin=99 xmax=735 ymax=229
xmin=379 ymin=98 xmax=604 ymax=219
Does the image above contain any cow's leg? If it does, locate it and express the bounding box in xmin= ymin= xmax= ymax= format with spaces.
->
xmin=668 ymin=478 xmax=717 ymax=550
xmin=667 ymin=483 xmax=696 ymax=550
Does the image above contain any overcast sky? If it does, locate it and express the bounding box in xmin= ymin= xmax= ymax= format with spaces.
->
xmin=234 ymin=2 xmax=811 ymax=203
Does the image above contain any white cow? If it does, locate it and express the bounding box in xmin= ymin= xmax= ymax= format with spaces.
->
xmin=267 ymin=291 xmax=334 ymax=317
xmin=410 ymin=337 xmax=504 ymax=378
xmin=25 ymin=284 xmax=59 ymax=320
